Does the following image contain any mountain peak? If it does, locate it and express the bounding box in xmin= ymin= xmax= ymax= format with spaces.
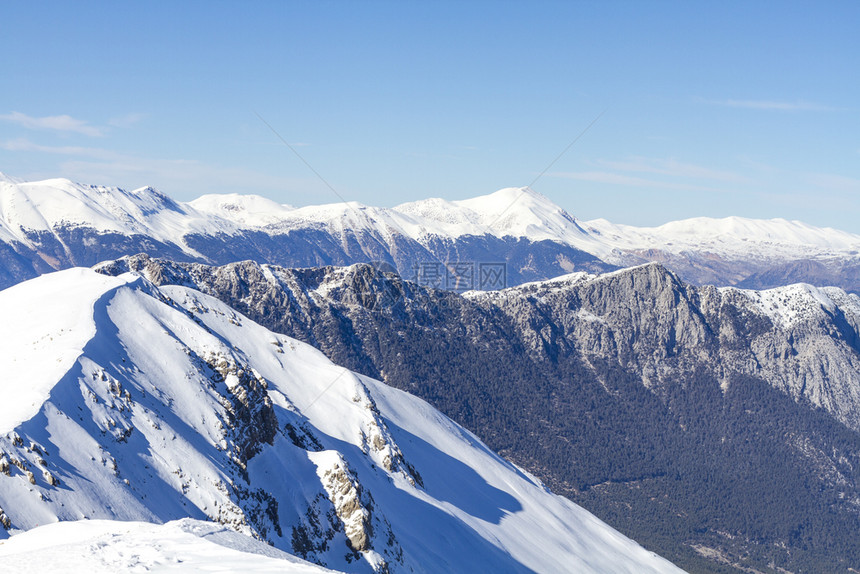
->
xmin=391 ymin=186 xmax=591 ymax=245
xmin=455 ymin=186 xmax=555 ymax=212
xmin=3 ymin=173 xmax=860 ymax=294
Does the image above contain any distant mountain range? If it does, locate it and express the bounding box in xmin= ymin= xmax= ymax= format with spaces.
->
xmin=0 ymin=267 xmax=681 ymax=574
xmin=1 ymin=173 xmax=859 ymax=292
xmin=98 ymin=254 xmax=860 ymax=573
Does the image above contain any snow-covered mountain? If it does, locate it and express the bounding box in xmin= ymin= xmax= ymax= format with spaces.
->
xmin=1 ymin=174 xmax=859 ymax=292
xmin=97 ymin=254 xmax=860 ymax=572
xmin=585 ymin=215 xmax=860 ymax=261
xmin=583 ymin=216 xmax=860 ymax=288
xmin=0 ymin=176 xmax=613 ymax=291
xmin=0 ymin=267 xmax=681 ymax=573
xmin=0 ymin=176 xmax=237 ymax=248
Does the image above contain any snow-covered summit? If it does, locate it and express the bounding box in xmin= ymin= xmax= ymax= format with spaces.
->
xmin=726 ymin=281 xmax=860 ymax=330
xmin=3 ymin=174 xmax=859 ymax=261
xmin=0 ymin=177 xmax=237 ymax=246
xmin=0 ymin=268 xmax=136 ymax=432
xmin=393 ymin=186 xmax=594 ymax=244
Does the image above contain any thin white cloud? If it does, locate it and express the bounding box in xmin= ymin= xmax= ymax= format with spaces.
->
xmin=0 ymin=111 xmax=105 ymax=136
xmin=1 ymin=138 xmax=117 ymax=159
xmin=705 ymin=99 xmax=834 ymax=112
xmin=550 ymin=170 xmax=727 ymax=193
xmin=554 ymin=171 xmax=653 ymax=186
xmin=108 ymin=113 xmax=145 ymax=129
xmin=596 ymin=157 xmax=747 ymax=183
xmin=806 ymin=173 xmax=860 ymax=192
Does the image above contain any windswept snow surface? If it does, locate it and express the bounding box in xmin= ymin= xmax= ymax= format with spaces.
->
xmin=392 ymin=186 xmax=595 ymax=244
xmin=0 ymin=519 xmax=338 ymax=573
xmin=0 ymin=268 xmax=683 ymax=573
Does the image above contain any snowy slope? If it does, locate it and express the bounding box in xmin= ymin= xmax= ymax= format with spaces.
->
xmin=262 ymin=202 xmax=421 ymax=244
xmin=392 ymin=186 xmax=600 ymax=245
xmin=0 ymin=519 xmax=338 ymax=574
xmin=0 ymin=268 xmax=682 ymax=574
xmin=227 ymin=184 xmax=860 ymax=263
xmin=733 ymin=282 xmax=860 ymax=330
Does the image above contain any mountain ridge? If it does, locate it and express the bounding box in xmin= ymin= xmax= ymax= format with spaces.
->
xmin=0 ymin=266 xmax=682 ymax=573
xmin=1 ymin=174 xmax=859 ymax=293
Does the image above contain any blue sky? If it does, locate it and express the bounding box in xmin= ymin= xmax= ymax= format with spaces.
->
xmin=2 ymin=1 xmax=859 ymax=231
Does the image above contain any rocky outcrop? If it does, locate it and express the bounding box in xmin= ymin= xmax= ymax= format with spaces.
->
xmin=201 ymin=351 xmax=279 ymax=467
xmin=310 ymin=453 xmax=406 ymax=573
xmin=106 ymin=255 xmax=860 ymax=433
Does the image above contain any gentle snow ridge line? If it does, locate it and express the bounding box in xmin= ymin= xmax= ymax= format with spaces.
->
xmin=0 ymin=269 xmax=137 ymax=433
xmin=3 ymin=175 xmax=860 ymax=266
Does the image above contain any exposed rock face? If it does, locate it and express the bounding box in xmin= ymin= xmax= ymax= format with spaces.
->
xmin=199 ymin=351 xmax=279 ymax=467
xmin=105 ymin=255 xmax=860 ymax=433
xmin=310 ymin=452 xmax=404 ymax=572
xmin=98 ymin=254 xmax=860 ymax=573
xmin=322 ymin=458 xmax=373 ymax=554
